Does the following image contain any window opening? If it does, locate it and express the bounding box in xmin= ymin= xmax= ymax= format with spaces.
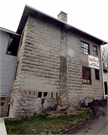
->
xmin=38 ymin=92 xmax=42 ymax=98
xmin=29 ymin=91 xmax=31 ymax=95
xmin=93 ymin=45 xmax=98 ymax=55
xmin=51 ymin=93 xmax=53 ymax=98
xmin=82 ymin=66 xmax=91 ymax=84
xmin=6 ymin=37 xmax=20 ymax=56
xmin=95 ymin=69 xmax=99 ymax=80
xmin=104 ymin=82 xmax=107 ymax=95
xmin=33 ymin=91 xmax=35 ymax=95
xmin=1 ymin=97 xmax=5 ymax=100
xmin=1 ymin=103 xmax=4 ymax=106
xmin=44 ymin=92 xmax=47 ymax=97
xmin=81 ymin=41 xmax=89 ymax=55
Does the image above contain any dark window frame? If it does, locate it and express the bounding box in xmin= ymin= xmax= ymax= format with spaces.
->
xmin=93 ymin=45 xmax=98 ymax=55
xmin=1 ymin=103 xmax=4 ymax=106
xmin=81 ymin=41 xmax=90 ymax=55
xmin=82 ymin=66 xmax=91 ymax=84
xmin=38 ymin=92 xmax=42 ymax=98
xmin=95 ymin=69 xmax=99 ymax=80
xmin=6 ymin=37 xmax=17 ymax=56
xmin=44 ymin=92 xmax=47 ymax=97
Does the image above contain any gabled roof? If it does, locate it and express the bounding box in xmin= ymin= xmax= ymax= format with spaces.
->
xmin=17 ymin=5 xmax=107 ymax=45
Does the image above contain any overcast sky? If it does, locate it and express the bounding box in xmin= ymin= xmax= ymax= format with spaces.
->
xmin=0 ymin=0 xmax=108 ymax=42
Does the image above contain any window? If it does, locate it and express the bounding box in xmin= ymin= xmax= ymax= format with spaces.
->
xmin=51 ymin=93 xmax=53 ymax=98
xmin=1 ymin=103 xmax=4 ymax=106
xmin=1 ymin=97 xmax=5 ymax=100
xmin=104 ymin=82 xmax=107 ymax=95
xmin=38 ymin=92 xmax=42 ymax=98
xmin=44 ymin=92 xmax=47 ymax=97
xmin=81 ymin=41 xmax=89 ymax=54
xmin=6 ymin=37 xmax=20 ymax=56
xmin=82 ymin=67 xmax=91 ymax=84
xmin=95 ymin=69 xmax=99 ymax=80
xmin=93 ymin=45 xmax=98 ymax=55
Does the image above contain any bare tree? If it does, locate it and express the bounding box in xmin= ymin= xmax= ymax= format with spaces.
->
xmin=101 ymin=45 xmax=108 ymax=68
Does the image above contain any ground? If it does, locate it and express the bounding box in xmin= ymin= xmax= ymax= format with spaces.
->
xmin=61 ymin=98 xmax=107 ymax=134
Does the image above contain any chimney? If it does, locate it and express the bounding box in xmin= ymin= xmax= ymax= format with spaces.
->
xmin=57 ymin=11 xmax=67 ymax=23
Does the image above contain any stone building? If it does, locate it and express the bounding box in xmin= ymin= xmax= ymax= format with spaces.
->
xmin=2 ymin=5 xmax=107 ymax=117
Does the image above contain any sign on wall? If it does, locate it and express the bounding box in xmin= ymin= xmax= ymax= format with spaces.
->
xmin=88 ymin=55 xmax=99 ymax=69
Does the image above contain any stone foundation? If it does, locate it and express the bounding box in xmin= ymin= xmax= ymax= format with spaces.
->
xmin=9 ymin=91 xmax=58 ymax=117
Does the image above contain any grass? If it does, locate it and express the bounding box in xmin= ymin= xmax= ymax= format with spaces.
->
xmin=4 ymin=108 xmax=93 ymax=134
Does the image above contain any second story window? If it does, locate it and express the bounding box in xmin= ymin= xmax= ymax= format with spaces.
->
xmin=93 ymin=45 xmax=98 ymax=55
xmin=81 ymin=41 xmax=89 ymax=55
xmin=6 ymin=37 xmax=20 ymax=56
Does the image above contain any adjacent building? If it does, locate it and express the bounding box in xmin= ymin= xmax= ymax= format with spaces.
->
xmin=0 ymin=5 xmax=107 ymax=117
xmin=0 ymin=27 xmax=20 ymax=117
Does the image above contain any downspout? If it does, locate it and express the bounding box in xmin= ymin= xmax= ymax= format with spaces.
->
xmin=100 ymin=44 xmax=106 ymax=99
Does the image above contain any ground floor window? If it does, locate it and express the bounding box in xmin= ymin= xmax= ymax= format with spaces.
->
xmin=104 ymin=82 xmax=107 ymax=95
xmin=95 ymin=69 xmax=99 ymax=80
xmin=82 ymin=66 xmax=91 ymax=84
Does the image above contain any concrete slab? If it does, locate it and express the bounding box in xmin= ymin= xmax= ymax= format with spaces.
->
xmin=0 ymin=118 xmax=7 ymax=135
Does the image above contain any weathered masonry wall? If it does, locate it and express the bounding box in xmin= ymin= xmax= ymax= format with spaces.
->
xmin=10 ymin=15 xmax=104 ymax=117
xmin=80 ymin=37 xmax=103 ymax=100
xmin=67 ymin=32 xmax=103 ymax=107
xmin=10 ymin=16 xmax=61 ymax=117
xmin=67 ymin=32 xmax=83 ymax=107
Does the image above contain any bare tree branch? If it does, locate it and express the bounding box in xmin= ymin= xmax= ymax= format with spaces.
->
xmin=101 ymin=45 xmax=108 ymax=68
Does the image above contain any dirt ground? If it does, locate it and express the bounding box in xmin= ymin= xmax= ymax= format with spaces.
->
xmin=61 ymin=98 xmax=108 ymax=134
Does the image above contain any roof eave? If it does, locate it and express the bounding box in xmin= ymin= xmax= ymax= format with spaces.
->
xmin=0 ymin=27 xmax=20 ymax=37
xmin=16 ymin=5 xmax=108 ymax=44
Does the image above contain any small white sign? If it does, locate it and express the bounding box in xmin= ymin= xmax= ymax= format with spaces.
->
xmin=88 ymin=55 xmax=99 ymax=69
